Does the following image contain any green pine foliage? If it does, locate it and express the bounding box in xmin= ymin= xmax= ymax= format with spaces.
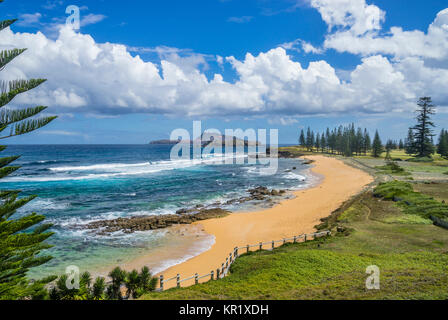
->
xmin=410 ymin=97 xmax=436 ymax=158
xmin=299 ymin=129 xmax=305 ymax=147
xmin=0 ymin=3 xmax=57 ymax=300
xmin=437 ymin=129 xmax=448 ymax=159
xmin=371 ymin=130 xmax=384 ymax=158
xmin=298 ymin=124 xmax=376 ymax=157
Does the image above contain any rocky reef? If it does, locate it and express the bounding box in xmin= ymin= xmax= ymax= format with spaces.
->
xmin=85 ymin=208 xmax=230 ymax=235
xmin=83 ymin=186 xmax=288 ymax=235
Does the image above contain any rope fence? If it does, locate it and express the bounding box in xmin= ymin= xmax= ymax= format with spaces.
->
xmin=157 ymin=230 xmax=331 ymax=291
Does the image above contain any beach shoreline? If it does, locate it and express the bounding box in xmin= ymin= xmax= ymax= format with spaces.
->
xmin=123 ymin=155 xmax=373 ymax=289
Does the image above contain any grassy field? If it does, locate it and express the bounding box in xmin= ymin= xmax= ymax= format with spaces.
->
xmin=142 ymin=180 xmax=448 ymax=300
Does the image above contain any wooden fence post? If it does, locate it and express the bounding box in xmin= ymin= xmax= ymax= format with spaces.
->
xmin=211 ymin=270 xmax=214 ymax=281
xmin=247 ymin=244 xmax=250 ymax=253
xmin=176 ymin=274 xmax=180 ymax=288
xmin=216 ymin=268 xmax=220 ymax=279
xmin=283 ymin=238 xmax=286 ymax=245
xmin=304 ymin=234 xmax=307 ymax=242
xmin=272 ymin=240 xmax=275 ymax=250
xmin=195 ymin=273 xmax=199 ymax=285
xmin=293 ymin=236 xmax=297 ymax=243
xmin=159 ymin=275 xmax=164 ymax=291
xmin=259 ymin=242 xmax=262 ymax=251
xmin=221 ymin=263 xmax=225 ymax=274
xmin=226 ymin=257 xmax=229 ymax=268
xmin=229 ymin=253 xmax=233 ymax=263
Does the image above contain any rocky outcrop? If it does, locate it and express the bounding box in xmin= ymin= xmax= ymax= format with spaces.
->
xmin=83 ymin=186 xmax=288 ymax=235
xmin=85 ymin=208 xmax=230 ymax=235
xmin=224 ymin=187 xmax=286 ymax=204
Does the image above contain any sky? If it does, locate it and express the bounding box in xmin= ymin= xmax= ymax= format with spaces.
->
xmin=1 ymin=0 xmax=448 ymax=144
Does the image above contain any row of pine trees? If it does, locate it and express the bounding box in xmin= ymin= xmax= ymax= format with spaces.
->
xmin=298 ymin=125 xmax=384 ymax=157
xmin=298 ymin=97 xmax=447 ymax=160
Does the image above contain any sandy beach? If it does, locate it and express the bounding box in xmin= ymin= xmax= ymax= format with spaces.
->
xmin=127 ymin=155 xmax=374 ymax=289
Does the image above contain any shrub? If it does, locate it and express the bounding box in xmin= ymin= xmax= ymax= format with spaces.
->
xmin=374 ymin=181 xmax=448 ymax=220
xmin=376 ymin=161 xmax=411 ymax=176
xmin=430 ymin=216 xmax=448 ymax=230
xmin=374 ymin=181 xmax=414 ymax=200
xmin=406 ymin=157 xmax=434 ymax=163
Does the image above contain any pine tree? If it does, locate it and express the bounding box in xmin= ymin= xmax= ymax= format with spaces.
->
xmin=310 ymin=131 xmax=315 ymax=151
xmin=320 ymin=134 xmax=326 ymax=153
xmin=305 ymin=127 xmax=313 ymax=151
xmin=355 ymin=128 xmax=363 ymax=155
xmin=405 ymin=128 xmax=415 ymax=155
xmin=0 ymin=4 xmax=57 ymax=300
xmin=363 ymin=129 xmax=371 ymax=155
xmin=299 ymin=129 xmax=305 ymax=148
xmin=399 ymin=139 xmax=404 ymax=150
xmin=438 ymin=129 xmax=448 ymax=159
xmin=411 ymin=97 xmax=436 ymax=158
xmin=371 ymin=130 xmax=384 ymax=158
xmin=385 ymin=139 xmax=394 ymax=152
xmin=325 ymin=128 xmax=331 ymax=152
xmin=315 ymin=133 xmax=320 ymax=151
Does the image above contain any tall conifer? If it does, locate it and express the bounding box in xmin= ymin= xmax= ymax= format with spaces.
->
xmin=0 ymin=2 xmax=57 ymax=300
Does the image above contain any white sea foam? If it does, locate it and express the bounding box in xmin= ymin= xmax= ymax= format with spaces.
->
xmin=7 ymin=153 xmax=249 ymax=182
xmin=49 ymin=162 xmax=151 ymax=172
xmin=283 ymin=172 xmax=307 ymax=181
xmin=18 ymin=199 xmax=70 ymax=212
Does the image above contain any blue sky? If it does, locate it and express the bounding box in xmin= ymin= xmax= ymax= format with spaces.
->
xmin=1 ymin=0 xmax=448 ymax=144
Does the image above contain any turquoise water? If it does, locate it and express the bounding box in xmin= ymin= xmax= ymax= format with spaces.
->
xmin=2 ymin=145 xmax=313 ymax=278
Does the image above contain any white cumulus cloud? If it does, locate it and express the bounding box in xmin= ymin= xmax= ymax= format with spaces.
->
xmin=0 ymin=1 xmax=448 ymax=119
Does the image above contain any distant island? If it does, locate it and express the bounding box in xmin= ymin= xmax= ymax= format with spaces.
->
xmin=149 ymin=139 xmax=184 ymax=145
xmin=150 ymin=134 xmax=263 ymax=147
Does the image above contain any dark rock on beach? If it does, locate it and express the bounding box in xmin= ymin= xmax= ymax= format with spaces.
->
xmin=83 ymin=186 xmax=288 ymax=235
xmin=302 ymin=159 xmax=315 ymax=165
xmin=86 ymin=208 xmax=230 ymax=235
xmin=246 ymin=186 xmax=286 ymax=201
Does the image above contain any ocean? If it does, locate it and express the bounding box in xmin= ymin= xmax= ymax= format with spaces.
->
xmin=2 ymin=144 xmax=316 ymax=279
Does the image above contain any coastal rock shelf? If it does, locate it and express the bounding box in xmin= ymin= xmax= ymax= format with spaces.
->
xmin=85 ymin=208 xmax=230 ymax=235
xmin=83 ymin=187 xmax=288 ymax=235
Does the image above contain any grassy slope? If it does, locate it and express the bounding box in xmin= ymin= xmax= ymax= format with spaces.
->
xmin=142 ymin=154 xmax=448 ymax=300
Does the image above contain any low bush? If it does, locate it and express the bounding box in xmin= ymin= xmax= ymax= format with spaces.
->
xmin=376 ymin=161 xmax=411 ymax=176
xmin=374 ymin=181 xmax=448 ymax=220
xmin=430 ymin=216 xmax=448 ymax=230
xmin=406 ymin=157 xmax=434 ymax=163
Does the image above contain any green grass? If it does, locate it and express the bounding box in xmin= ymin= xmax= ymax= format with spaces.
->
xmin=382 ymin=215 xmax=433 ymax=225
xmin=142 ymin=188 xmax=448 ymax=300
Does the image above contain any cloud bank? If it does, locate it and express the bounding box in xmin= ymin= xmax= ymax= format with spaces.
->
xmin=0 ymin=0 xmax=447 ymax=118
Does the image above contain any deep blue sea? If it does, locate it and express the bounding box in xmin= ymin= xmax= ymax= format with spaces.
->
xmin=2 ymin=145 xmax=315 ymax=278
